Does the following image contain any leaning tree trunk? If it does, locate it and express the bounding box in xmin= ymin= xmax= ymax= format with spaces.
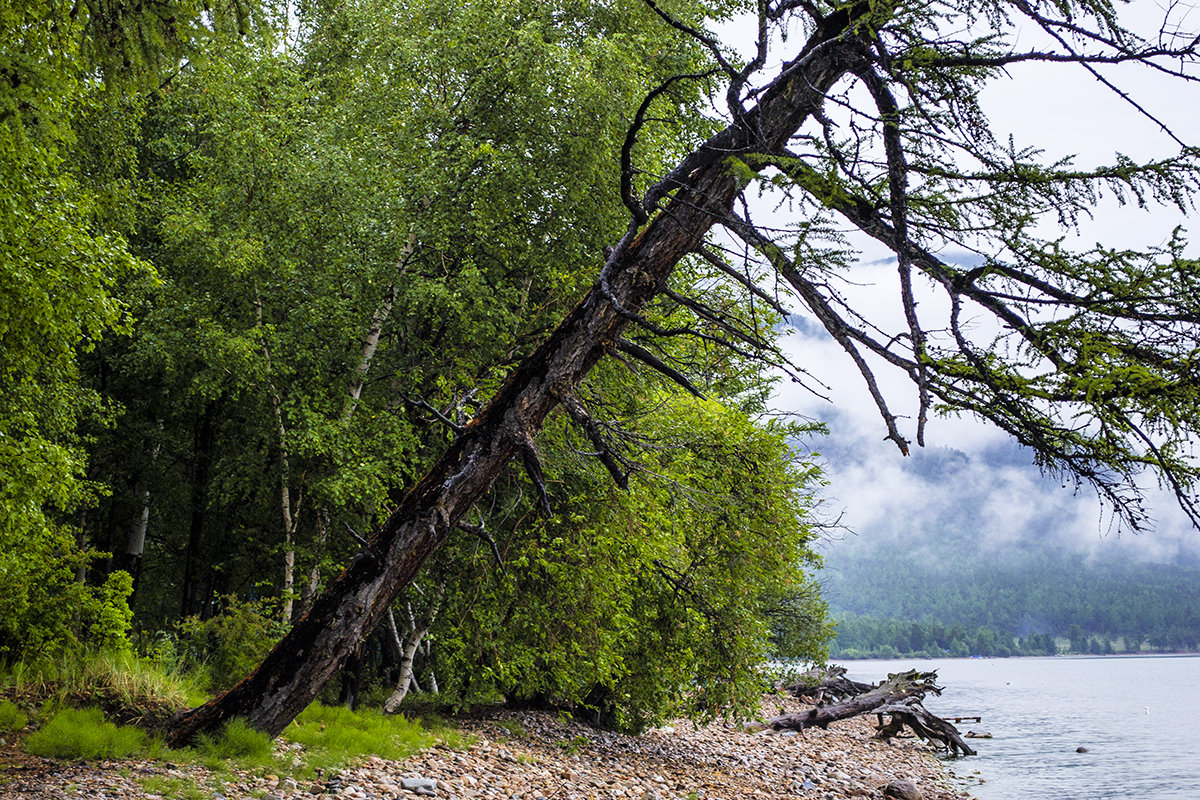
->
xmin=164 ymin=9 xmax=872 ymax=745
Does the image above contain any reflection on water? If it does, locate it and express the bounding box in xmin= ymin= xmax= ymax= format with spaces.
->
xmin=844 ymin=655 xmax=1200 ymax=800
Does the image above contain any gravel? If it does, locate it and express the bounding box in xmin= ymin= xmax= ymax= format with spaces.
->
xmin=0 ymin=696 xmax=972 ymax=800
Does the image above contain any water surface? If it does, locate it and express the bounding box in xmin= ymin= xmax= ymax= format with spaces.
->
xmin=844 ymin=655 xmax=1200 ymax=799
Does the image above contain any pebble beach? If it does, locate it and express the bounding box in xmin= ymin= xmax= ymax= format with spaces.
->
xmin=0 ymin=696 xmax=972 ymax=800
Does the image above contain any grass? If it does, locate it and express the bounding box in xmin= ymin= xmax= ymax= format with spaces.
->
xmin=197 ymin=717 xmax=275 ymax=768
xmin=24 ymin=707 xmax=147 ymax=759
xmin=5 ymin=650 xmax=470 ymax=787
xmin=138 ymin=775 xmax=212 ymax=800
xmin=0 ymin=699 xmax=28 ymax=732
xmin=282 ymin=702 xmax=437 ymax=777
xmin=1 ymin=650 xmax=205 ymax=727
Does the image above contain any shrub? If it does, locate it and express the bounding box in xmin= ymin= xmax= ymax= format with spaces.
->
xmin=174 ymin=596 xmax=285 ymax=692
xmin=0 ymin=699 xmax=28 ymax=732
xmin=24 ymin=707 xmax=145 ymax=759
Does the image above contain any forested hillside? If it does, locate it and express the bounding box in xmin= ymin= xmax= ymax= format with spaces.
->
xmin=823 ymin=546 xmax=1200 ymax=658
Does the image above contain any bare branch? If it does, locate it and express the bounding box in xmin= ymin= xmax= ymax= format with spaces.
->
xmin=614 ymin=338 xmax=707 ymax=399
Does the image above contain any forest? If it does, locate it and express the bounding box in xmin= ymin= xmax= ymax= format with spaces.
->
xmin=4 ymin=0 xmax=1200 ymax=746
xmin=823 ymin=546 xmax=1200 ymax=658
xmin=3 ymin=0 xmax=835 ymax=734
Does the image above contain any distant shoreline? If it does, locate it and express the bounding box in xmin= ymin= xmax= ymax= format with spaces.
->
xmin=833 ymin=650 xmax=1200 ymax=661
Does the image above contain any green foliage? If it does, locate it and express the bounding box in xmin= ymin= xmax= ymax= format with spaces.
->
xmin=197 ymin=717 xmax=274 ymax=766
xmin=24 ymin=708 xmax=146 ymax=760
xmin=424 ymin=394 xmax=829 ymax=731
xmin=0 ymin=0 xmax=152 ymax=663
xmin=282 ymin=703 xmax=437 ymax=775
xmin=173 ymin=597 xmax=286 ymax=692
xmin=0 ymin=699 xmax=28 ymax=732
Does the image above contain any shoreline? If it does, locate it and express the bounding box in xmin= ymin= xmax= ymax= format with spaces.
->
xmin=1 ymin=696 xmax=972 ymax=800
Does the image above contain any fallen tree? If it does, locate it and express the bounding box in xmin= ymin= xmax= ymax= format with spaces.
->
xmin=780 ymin=664 xmax=872 ymax=704
xmin=763 ymin=669 xmax=976 ymax=757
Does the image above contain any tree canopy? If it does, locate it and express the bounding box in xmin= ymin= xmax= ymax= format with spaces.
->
xmin=2 ymin=0 xmax=1198 ymax=742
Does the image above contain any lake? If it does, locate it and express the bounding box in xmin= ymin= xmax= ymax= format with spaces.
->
xmin=843 ymin=655 xmax=1200 ymax=799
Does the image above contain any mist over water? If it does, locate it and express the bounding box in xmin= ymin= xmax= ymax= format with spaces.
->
xmin=844 ymin=656 xmax=1200 ymax=800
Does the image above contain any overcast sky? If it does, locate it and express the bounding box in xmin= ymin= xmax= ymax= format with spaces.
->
xmin=720 ymin=2 xmax=1200 ymax=565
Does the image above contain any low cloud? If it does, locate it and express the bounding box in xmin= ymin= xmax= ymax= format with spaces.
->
xmin=775 ymin=328 xmax=1200 ymax=567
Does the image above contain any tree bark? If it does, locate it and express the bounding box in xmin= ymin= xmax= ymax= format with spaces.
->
xmin=759 ymin=669 xmax=976 ymax=757
xmin=781 ymin=664 xmax=872 ymax=704
xmin=164 ymin=11 xmax=871 ymax=745
xmin=382 ymin=623 xmax=427 ymax=714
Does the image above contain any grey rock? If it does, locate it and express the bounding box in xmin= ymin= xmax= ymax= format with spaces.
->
xmin=400 ymin=777 xmax=438 ymax=791
xmin=883 ymin=778 xmax=924 ymax=800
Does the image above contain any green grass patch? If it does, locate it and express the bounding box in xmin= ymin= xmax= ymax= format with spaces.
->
xmin=24 ymin=708 xmax=146 ymax=760
xmin=283 ymin=703 xmax=436 ymax=775
xmin=197 ymin=717 xmax=275 ymax=764
xmin=137 ymin=775 xmax=212 ymax=800
xmin=1 ymin=649 xmax=206 ymax=727
xmin=0 ymin=699 xmax=28 ymax=732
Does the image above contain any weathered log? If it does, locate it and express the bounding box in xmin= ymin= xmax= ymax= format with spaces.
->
xmin=874 ymin=699 xmax=976 ymax=756
xmin=760 ymin=668 xmax=976 ymax=757
xmin=763 ymin=669 xmax=937 ymax=731
xmin=781 ymin=664 xmax=872 ymax=703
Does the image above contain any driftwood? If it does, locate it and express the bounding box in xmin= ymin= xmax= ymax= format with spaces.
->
xmin=781 ymin=665 xmax=872 ymax=704
xmin=874 ymin=699 xmax=976 ymax=757
xmin=762 ymin=668 xmax=976 ymax=757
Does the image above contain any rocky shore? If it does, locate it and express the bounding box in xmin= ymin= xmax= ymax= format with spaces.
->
xmin=1 ymin=697 xmax=973 ymax=800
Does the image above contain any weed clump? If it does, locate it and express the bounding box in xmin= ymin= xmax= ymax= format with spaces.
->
xmin=0 ymin=699 xmax=28 ymax=732
xmin=197 ymin=717 xmax=275 ymax=767
xmin=25 ymin=708 xmax=145 ymax=759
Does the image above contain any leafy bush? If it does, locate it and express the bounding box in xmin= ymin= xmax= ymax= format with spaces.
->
xmin=174 ymin=597 xmax=285 ymax=692
xmin=0 ymin=699 xmax=28 ymax=732
xmin=24 ymin=708 xmax=145 ymax=759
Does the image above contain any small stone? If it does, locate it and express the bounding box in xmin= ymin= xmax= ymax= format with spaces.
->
xmin=401 ymin=777 xmax=438 ymax=791
xmin=309 ymin=783 xmax=325 ymax=795
xmin=883 ymin=778 xmax=923 ymax=800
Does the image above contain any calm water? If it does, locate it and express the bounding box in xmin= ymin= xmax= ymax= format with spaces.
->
xmin=844 ymin=655 xmax=1200 ymax=799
